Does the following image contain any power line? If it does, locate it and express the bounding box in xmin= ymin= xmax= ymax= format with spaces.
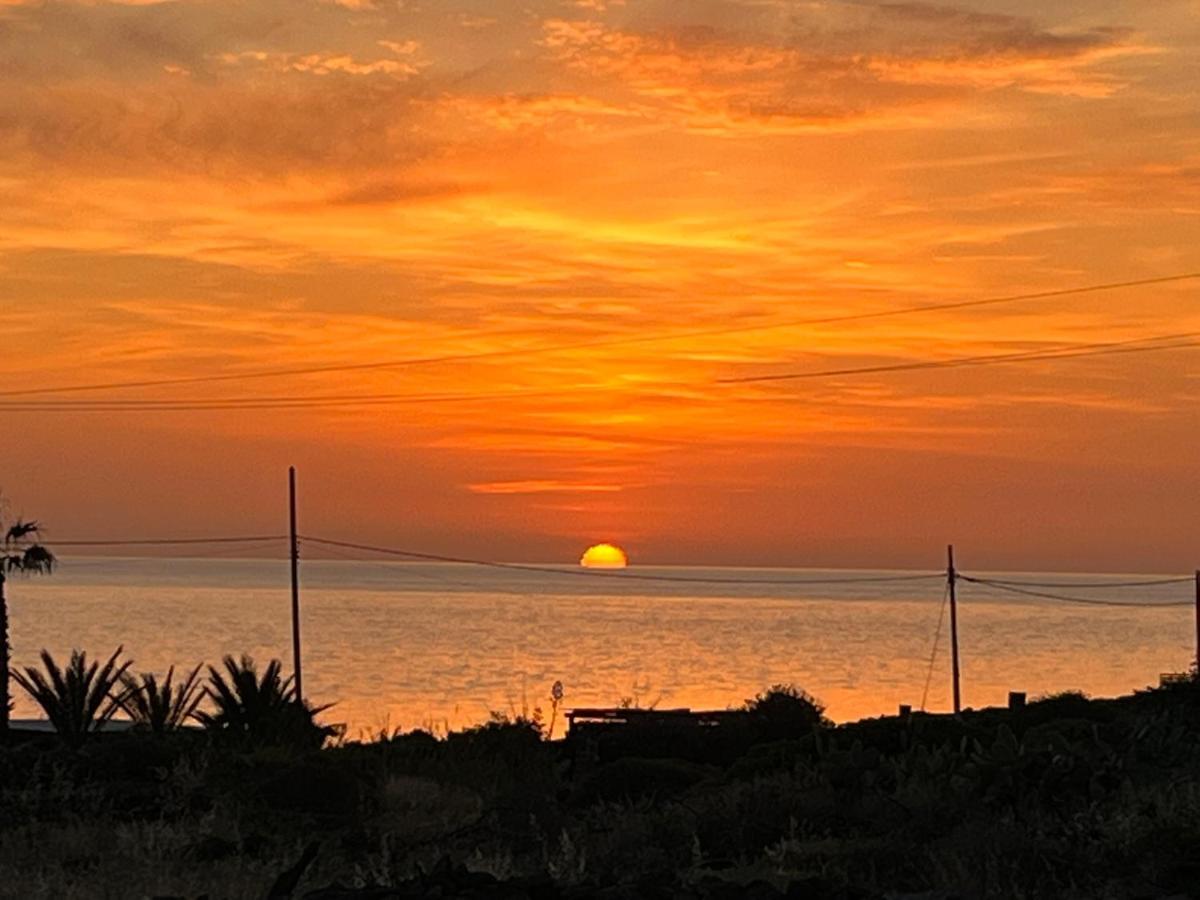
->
xmin=961 ymin=576 xmax=1192 ymax=609
xmin=3 ymin=330 xmax=1199 ymax=413
xmin=719 ymin=332 xmax=1200 ymax=385
xmin=47 ymin=535 xmax=288 ymax=547
xmin=6 ymin=271 xmax=1198 ymax=399
xmin=299 ymin=535 xmax=945 ymax=586
xmin=0 ymin=386 xmax=598 ymax=412
xmin=975 ymin=575 xmax=1193 ymax=589
xmin=312 ymin=541 xmax=539 ymax=598
xmin=920 ymin=583 xmax=950 ymax=712
xmin=164 ymin=539 xmax=290 ymax=560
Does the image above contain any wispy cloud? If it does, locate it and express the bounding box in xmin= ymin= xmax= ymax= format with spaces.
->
xmin=467 ymin=480 xmax=625 ymax=494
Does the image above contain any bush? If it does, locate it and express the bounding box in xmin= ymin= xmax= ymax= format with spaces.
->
xmin=119 ymin=664 xmax=205 ymax=734
xmin=194 ymin=655 xmax=336 ymax=750
xmin=575 ymin=757 xmax=718 ymax=804
xmin=10 ymin=648 xmax=131 ymax=749
xmin=744 ymin=685 xmax=830 ymax=742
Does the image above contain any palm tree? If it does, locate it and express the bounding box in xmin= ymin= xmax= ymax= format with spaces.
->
xmin=119 ymin=664 xmax=206 ymax=734
xmin=1 ymin=517 xmax=56 ymax=734
xmin=194 ymin=654 xmax=335 ymax=748
xmin=11 ymin=647 xmax=131 ymax=748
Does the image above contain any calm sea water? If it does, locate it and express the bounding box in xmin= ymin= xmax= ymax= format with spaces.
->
xmin=7 ymin=556 xmax=1196 ymax=734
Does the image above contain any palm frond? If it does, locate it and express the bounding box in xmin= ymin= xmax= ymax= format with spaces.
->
xmin=11 ymin=647 xmax=131 ymax=748
xmin=120 ymin=663 xmax=205 ymax=733
xmin=4 ymin=545 xmax=56 ymax=576
xmin=195 ymin=654 xmax=331 ymax=748
xmin=4 ymin=520 xmax=41 ymax=545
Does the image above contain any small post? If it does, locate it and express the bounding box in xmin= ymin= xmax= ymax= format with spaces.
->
xmin=948 ymin=545 xmax=962 ymax=715
xmin=1008 ymin=692 xmax=1026 ymax=712
xmin=289 ymin=467 xmax=303 ymax=703
xmin=899 ymin=704 xmax=913 ymax=718
xmin=0 ymin=570 xmax=8 ymax=736
xmin=1194 ymin=570 xmax=1199 ymax=674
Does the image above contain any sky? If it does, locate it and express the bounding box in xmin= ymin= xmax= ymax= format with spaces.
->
xmin=2 ymin=0 xmax=1199 ymax=572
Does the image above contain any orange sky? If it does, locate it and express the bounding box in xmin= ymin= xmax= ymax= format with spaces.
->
xmin=2 ymin=0 xmax=1199 ymax=572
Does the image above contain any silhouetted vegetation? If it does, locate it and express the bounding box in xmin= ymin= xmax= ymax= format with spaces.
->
xmin=10 ymin=647 xmax=130 ymax=749
xmin=743 ymin=682 xmax=831 ymax=740
xmin=119 ymin=663 xmax=206 ymax=734
xmin=194 ymin=654 xmax=337 ymax=749
xmin=0 ymin=515 xmax=55 ymax=734
xmin=3 ymin=668 xmax=1200 ymax=898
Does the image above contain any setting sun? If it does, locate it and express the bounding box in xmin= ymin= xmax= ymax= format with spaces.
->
xmin=580 ymin=543 xmax=629 ymax=569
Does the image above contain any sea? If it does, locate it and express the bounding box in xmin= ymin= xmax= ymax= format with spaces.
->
xmin=7 ymin=556 xmax=1195 ymax=736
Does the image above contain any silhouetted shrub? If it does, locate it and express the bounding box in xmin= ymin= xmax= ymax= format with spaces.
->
xmin=727 ymin=736 xmax=819 ymax=780
xmin=576 ymin=757 xmax=718 ymax=804
xmin=194 ymin=655 xmax=336 ymax=750
xmin=744 ymin=684 xmax=830 ymax=741
xmin=119 ymin=664 xmax=205 ymax=734
xmin=448 ymin=715 xmax=543 ymax=759
xmin=259 ymin=758 xmax=364 ymax=818
xmin=11 ymin=648 xmax=131 ymax=748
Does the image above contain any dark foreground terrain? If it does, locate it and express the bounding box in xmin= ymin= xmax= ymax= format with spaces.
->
xmin=3 ymin=680 xmax=1200 ymax=900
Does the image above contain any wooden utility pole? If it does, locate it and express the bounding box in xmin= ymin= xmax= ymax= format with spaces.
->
xmin=289 ymin=467 xmax=303 ymax=702
xmin=948 ymin=544 xmax=962 ymax=714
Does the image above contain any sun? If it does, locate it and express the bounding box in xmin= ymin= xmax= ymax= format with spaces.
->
xmin=580 ymin=543 xmax=629 ymax=568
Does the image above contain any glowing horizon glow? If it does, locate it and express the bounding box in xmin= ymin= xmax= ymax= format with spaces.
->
xmin=580 ymin=543 xmax=629 ymax=569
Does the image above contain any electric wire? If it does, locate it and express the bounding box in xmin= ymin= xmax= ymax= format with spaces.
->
xmin=4 ymin=331 xmax=1199 ymax=413
xmin=719 ymin=332 xmax=1200 ymax=385
xmin=47 ymin=535 xmax=289 ymax=547
xmin=920 ymin=583 xmax=951 ymax=713
xmin=0 ymin=387 xmax=587 ymax=411
xmin=974 ymin=575 xmax=1193 ymax=589
xmin=961 ymin=576 xmax=1192 ymax=608
xmin=159 ymin=539 xmax=290 ymax=560
xmin=34 ymin=534 xmax=1194 ymax=597
xmin=6 ymin=271 xmax=1198 ymax=400
xmin=299 ymin=535 xmax=946 ymax=586
xmin=308 ymin=540 xmax=538 ymax=599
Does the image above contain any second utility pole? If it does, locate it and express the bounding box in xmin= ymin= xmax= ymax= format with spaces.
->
xmin=289 ymin=466 xmax=303 ymax=703
xmin=948 ymin=544 xmax=962 ymax=714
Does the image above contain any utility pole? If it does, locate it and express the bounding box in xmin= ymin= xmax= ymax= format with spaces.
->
xmin=948 ymin=544 xmax=962 ymax=715
xmin=289 ymin=467 xmax=303 ymax=703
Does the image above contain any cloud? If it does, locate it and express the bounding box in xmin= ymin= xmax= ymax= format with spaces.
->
xmin=319 ymin=179 xmax=482 ymax=207
xmin=467 ymin=480 xmax=625 ymax=494
xmin=0 ymin=0 xmax=1157 ymax=183
xmin=218 ymin=48 xmax=426 ymax=78
xmin=531 ymin=4 xmax=1154 ymax=134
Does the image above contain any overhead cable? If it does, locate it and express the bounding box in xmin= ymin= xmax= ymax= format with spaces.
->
xmin=961 ymin=576 xmax=1192 ymax=608
xmin=48 ymin=535 xmax=289 ymax=547
xmin=299 ymin=535 xmax=945 ymax=586
xmin=4 ymin=331 xmax=1199 ymax=413
xmin=719 ymin=332 xmax=1200 ymax=385
xmin=920 ymin=584 xmax=951 ymax=712
xmin=6 ymin=271 xmax=1198 ymax=399
xmin=975 ymin=575 xmax=1193 ymax=589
